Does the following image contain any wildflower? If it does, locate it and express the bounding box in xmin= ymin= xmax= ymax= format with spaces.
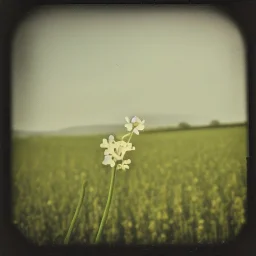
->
xmin=95 ymin=116 xmax=145 ymax=244
xmin=100 ymin=136 xmax=135 ymax=166
xmin=117 ymin=159 xmax=131 ymax=171
xmin=124 ymin=116 xmax=145 ymax=135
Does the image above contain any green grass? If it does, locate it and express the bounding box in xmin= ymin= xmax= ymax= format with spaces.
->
xmin=12 ymin=126 xmax=247 ymax=245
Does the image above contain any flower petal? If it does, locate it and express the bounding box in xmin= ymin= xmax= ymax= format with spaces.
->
xmin=131 ymin=116 xmax=137 ymax=123
xmin=102 ymin=155 xmax=112 ymax=165
xmin=133 ymin=128 xmax=139 ymax=135
xmin=100 ymin=143 xmax=107 ymax=148
xmin=136 ymin=117 xmax=142 ymax=123
xmin=125 ymin=123 xmax=133 ymax=131
xmin=104 ymin=149 xmax=111 ymax=155
xmin=123 ymin=159 xmax=131 ymax=164
xmin=137 ymin=124 xmax=145 ymax=131
xmin=108 ymin=135 xmax=115 ymax=142
xmin=123 ymin=165 xmax=129 ymax=170
xmin=100 ymin=138 xmax=108 ymax=148
xmin=125 ymin=117 xmax=130 ymax=123
xmin=102 ymin=159 xmax=109 ymax=165
xmin=110 ymin=161 xmax=116 ymax=167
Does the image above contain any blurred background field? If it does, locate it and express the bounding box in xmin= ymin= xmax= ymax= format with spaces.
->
xmin=12 ymin=125 xmax=247 ymax=245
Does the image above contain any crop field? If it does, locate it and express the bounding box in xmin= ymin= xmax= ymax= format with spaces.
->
xmin=12 ymin=126 xmax=247 ymax=245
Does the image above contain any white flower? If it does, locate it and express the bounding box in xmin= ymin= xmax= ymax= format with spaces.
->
xmin=117 ymin=159 xmax=131 ymax=171
xmin=102 ymin=155 xmax=115 ymax=167
xmin=100 ymin=136 xmax=135 ymax=166
xmin=124 ymin=116 xmax=145 ymax=135
xmin=100 ymin=135 xmax=116 ymax=156
xmin=100 ymin=116 xmax=144 ymax=169
xmin=115 ymin=140 xmax=135 ymax=158
xmin=100 ymin=135 xmax=115 ymax=148
xmin=110 ymin=141 xmax=135 ymax=161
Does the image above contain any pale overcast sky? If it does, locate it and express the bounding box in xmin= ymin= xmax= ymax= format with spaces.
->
xmin=12 ymin=5 xmax=247 ymax=131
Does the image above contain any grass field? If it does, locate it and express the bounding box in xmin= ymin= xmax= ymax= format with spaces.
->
xmin=12 ymin=126 xmax=247 ymax=245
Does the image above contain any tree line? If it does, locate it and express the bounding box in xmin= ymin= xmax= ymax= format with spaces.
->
xmin=178 ymin=120 xmax=221 ymax=129
xmin=143 ymin=120 xmax=247 ymax=134
xmin=178 ymin=120 xmax=247 ymax=129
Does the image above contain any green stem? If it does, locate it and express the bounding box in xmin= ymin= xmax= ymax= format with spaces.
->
xmin=64 ymin=180 xmax=86 ymax=245
xmin=127 ymin=132 xmax=133 ymax=143
xmin=121 ymin=133 xmax=131 ymax=141
xmin=94 ymin=165 xmax=117 ymax=244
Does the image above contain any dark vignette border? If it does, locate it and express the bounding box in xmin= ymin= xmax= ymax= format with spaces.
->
xmin=0 ymin=1 xmax=256 ymax=256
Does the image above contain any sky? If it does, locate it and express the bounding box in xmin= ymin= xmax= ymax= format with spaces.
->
xmin=12 ymin=5 xmax=247 ymax=131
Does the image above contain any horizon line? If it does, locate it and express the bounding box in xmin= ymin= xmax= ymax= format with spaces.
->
xmin=12 ymin=120 xmax=247 ymax=133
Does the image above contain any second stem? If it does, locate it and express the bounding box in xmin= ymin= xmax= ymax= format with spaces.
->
xmin=94 ymin=165 xmax=117 ymax=243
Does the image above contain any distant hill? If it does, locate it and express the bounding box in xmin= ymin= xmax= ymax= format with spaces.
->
xmin=12 ymin=114 xmax=247 ymax=138
xmin=13 ymin=130 xmax=46 ymax=138
xmin=13 ymin=124 xmax=123 ymax=137
xmin=57 ymin=124 xmax=124 ymax=135
xmin=144 ymin=121 xmax=246 ymax=134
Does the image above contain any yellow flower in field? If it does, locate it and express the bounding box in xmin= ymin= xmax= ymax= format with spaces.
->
xmin=186 ymin=186 xmax=192 ymax=192
xmin=191 ymin=196 xmax=197 ymax=202
xmin=193 ymin=178 xmax=198 ymax=184
xmin=47 ymin=200 xmax=52 ymax=206
xmin=124 ymin=116 xmax=145 ymax=135
xmin=198 ymin=219 xmax=204 ymax=225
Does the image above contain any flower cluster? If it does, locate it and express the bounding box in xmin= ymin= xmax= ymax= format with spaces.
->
xmin=100 ymin=116 xmax=145 ymax=171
